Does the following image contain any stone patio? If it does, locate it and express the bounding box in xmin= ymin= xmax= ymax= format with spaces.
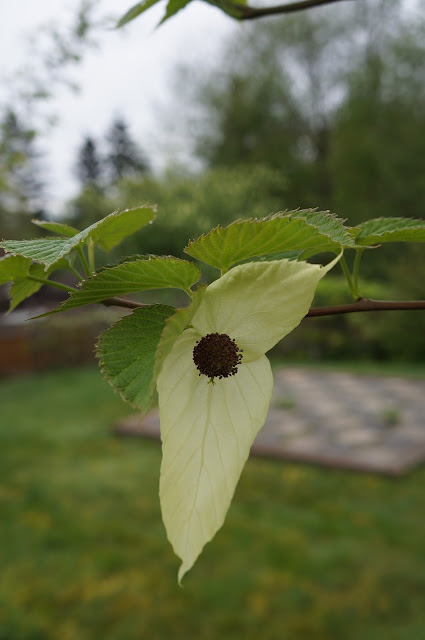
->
xmin=114 ymin=367 xmax=425 ymax=476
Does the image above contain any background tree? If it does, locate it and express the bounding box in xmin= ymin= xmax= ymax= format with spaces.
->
xmin=70 ymin=119 xmax=149 ymax=229
xmin=76 ymin=136 xmax=103 ymax=189
xmin=177 ymin=0 xmax=424 ymax=218
xmin=0 ymin=110 xmax=45 ymax=237
xmin=70 ymin=135 xmax=109 ymax=228
xmin=0 ymin=0 xmax=103 ymax=240
xmin=105 ymin=117 xmax=149 ymax=183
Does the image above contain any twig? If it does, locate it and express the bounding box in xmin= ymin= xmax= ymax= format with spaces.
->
xmin=102 ymin=296 xmax=425 ymax=316
xmin=216 ymin=0 xmax=352 ymax=21
xmin=306 ymin=299 xmax=425 ymax=317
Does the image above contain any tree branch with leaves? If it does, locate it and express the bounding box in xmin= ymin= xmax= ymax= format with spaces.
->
xmin=1 ymin=206 xmax=425 ymax=579
xmin=2 ymin=0 xmax=425 ymax=582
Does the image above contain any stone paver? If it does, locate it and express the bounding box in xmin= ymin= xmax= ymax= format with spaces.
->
xmin=114 ymin=367 xmax=425 ymax=476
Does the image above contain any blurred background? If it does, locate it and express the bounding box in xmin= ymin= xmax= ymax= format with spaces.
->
xmin=1 ymin=1 xmax=425 ymax=638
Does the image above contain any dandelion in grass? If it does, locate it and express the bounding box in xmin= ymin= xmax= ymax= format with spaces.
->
xmin=157 ymin=255 xmax=340 ymax=581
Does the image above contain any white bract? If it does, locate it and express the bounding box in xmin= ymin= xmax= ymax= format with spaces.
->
xmin=157 ymin=256 xmax=340 ymax=582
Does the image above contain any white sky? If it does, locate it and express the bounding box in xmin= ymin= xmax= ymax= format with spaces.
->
xmin=0 ymin=0 xmax=237 ymax=214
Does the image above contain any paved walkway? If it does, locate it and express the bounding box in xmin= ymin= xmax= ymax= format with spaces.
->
xmin=115 ymin=367 xmax=425 ymax=476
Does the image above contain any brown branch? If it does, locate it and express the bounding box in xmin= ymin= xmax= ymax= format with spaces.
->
xmin=216 ymin=0 xmax=353 ymax=21
xmin=102 ymin=296 xmax=146 ymax=309
xmin=103 ymin=296 xmax=425 ymax=316
xmin=306 ymin=299 xmax=425 ymax=317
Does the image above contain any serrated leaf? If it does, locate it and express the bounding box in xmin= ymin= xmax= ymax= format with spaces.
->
xmin=184 ymin=210 xmax=355 ymax=272
xmin=1 ymin=206 xmax=156 ymax=269
xmin=97 ymin=304 xmax=175 ymax=413
xmin=0 ymin=255 xmax=32 ymax=284
xmin=47 ymin=257 xmax=201 ymax=314
xmin=116 ymin=0 xmax=161 ymax=27
xmin=153 ymin=285 xmax=206 ymax=389
xmin=89 ymin=205 xmax=156 ymax=252
xmin=0 ymin=237 xmax=69 ymax=269
xmin=110 ymin=254 xmax=155 ymax=267
xmin=353 ymin=217 xmax=425 ymax=246
xmin=290 ymin=209 xmax=355 ymax=245
xmin=32 ymin=219 xmax=79 ymax=237
xmin=235 ymin=249 xmax=302 ymax=266
xmin=159 ymin=0 xmax=192 ymax=25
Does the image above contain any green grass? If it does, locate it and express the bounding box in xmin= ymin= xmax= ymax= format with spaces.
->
xmin=1 ymin=366 xmax=425 ymax=640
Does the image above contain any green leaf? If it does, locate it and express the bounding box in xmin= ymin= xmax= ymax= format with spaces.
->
xmin=9 ymin=279 xmax=42 ymax=312
xmin=205 ymin=0 xmax=247 ymax=19
xmin=116 ymin=0 xmax=162 ymax=27
xmin=97 ymin=304 xmax=175 ymax=413
xmin=1 ymin=206 xmax=157 ymax=269
xmin=235 ymin=249 xmax=302 ymax=266
xmin=159 ymin=0 xmax=192 ymax=25
xmin=88 ymin=205 xmax=156 ymax=252
xmin=9 ymin=263 xmax=47 ymax=312
xmin=48 ymin=257 xmax=201 ymax=314
xmin=353 ymin=217 xmax=425 ymax=246
xmin=153 ymin=285 xmax=206 ymax=386
xmin=184 ymin=210 xmax=355 ymax=272
xmin=0 ymin=255 xmax=32 ymax=284
xmin=31 ymin=219 xmax=79 ymax=237
xmin=8 ymin=260 xmax=72 ymax=312
xmin=0 ymin=237 xmax=69 ymax=270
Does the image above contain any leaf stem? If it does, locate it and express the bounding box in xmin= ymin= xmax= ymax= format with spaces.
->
xmin=88 ymin=239 xmax=95 ymax=273
xmin=28 ymin=275 xmax=79 ymax=293
xmin=352 ymin=249 xmax=364 ymax=294
xmin=67 ymin=263 xmax=83 ymax=281
xmin=78 ymin=246 xmax=91 ymax=277
xmin=340 ymin=255 xmax=358 ymax=300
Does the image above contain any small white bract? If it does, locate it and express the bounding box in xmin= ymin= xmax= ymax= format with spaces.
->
xmin=157 ymin=256 xmax=339 ymax=582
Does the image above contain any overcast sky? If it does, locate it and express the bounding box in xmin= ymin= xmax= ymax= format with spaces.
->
xmin=1 ymin=0 xmax=237 ymax=214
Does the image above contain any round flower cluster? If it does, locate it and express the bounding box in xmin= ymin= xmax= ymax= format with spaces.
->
xmin=193 ymin=332 xmax=243 ymax=381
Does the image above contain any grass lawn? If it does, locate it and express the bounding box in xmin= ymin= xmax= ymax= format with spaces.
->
xmin=1 ymin=366 xmax=424 ymax=640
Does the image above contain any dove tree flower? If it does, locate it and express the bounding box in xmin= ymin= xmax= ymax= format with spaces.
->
xmin=157 ymin=254 xmax=340 ymax=582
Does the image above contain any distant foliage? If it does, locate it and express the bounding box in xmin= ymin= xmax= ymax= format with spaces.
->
xmin=173 ymin=2 xmax=425 ymax=224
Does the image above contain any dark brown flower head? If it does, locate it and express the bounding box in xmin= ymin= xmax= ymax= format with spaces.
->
xmin=193 ymin=332 xmax=243 ymax=382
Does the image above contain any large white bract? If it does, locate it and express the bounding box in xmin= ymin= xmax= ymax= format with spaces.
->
xmin=157 ymin=256 xmax=339 ymax=581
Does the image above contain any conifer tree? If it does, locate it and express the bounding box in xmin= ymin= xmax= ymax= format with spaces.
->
xmin=106 ymin=117 xmax=148 ymax=182
xmin=76 ymin=136 xmax=102 ymax=188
